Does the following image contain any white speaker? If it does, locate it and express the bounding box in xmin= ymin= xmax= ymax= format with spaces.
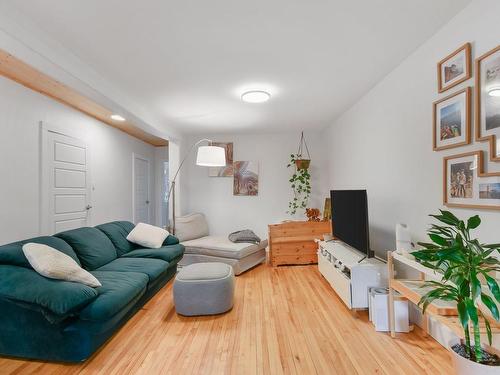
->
xmin=395 ymin=223 xmax=414 ymax=253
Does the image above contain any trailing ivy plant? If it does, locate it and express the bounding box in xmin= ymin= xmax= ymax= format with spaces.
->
xmin=413 ymin=210 xmax=500 ymax=364
xmin=287 ymin=153 xmax=311 ymax=215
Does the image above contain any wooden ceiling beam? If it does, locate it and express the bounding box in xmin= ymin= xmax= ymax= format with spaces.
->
xmin=0 ymin=49 xmax=168 ymax=147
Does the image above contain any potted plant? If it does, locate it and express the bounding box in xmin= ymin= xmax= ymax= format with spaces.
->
xmin=412 ymin=210 xmax=500 ymax=374
xmin=287 ymin=153 xmax=311 ymax=215
xmin=294 ymin=131 xmax=311 ymax=170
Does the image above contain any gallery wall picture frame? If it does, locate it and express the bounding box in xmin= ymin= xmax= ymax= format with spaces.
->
xmin=475 ymin=44 xmax=500 ymax=162
xmin=443 ymin=150 xmax=500 ymax=210
xmin=433 ymin=87 xmax=471 ymax=151
xmin=437 ymin=42 xmax=471 ymax=93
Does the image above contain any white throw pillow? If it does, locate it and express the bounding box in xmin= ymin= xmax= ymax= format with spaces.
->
xmin=175 ymin=213 xmax=209 ymax=242
xmin=22 ymin=243 xmax=101 ymax=287
xmin=126 ymin=222 xmax=170 ymax=249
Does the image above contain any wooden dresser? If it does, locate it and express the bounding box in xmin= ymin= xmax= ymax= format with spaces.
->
xmin=268 ymin=221 xmax=331 ymax=266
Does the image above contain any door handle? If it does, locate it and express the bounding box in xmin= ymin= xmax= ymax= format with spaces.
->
xmin=146 ymin=200 xmax=150 ymax=204
xmin=86 ymin=205 xmax=93 ymax=210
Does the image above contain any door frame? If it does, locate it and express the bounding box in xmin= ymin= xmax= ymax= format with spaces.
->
xmin=39 ymin=121 xmax=92 ymax=235
xmin=132 ymin=153 xmax=152 ymax=224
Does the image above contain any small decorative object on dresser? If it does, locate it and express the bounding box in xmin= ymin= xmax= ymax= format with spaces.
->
xmin=268 ymin=220 xmax=331 ymax=267
xmin=305 ymin=208 xmax=321 ymax=221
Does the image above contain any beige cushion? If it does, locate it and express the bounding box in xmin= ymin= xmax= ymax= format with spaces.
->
xmin=175 ymin=213 xmax=209 ymax=242
xmin=22 ymin=243 xmax=101 ymax=287
xmin=126 ymin=222 xmax=169 ymax=249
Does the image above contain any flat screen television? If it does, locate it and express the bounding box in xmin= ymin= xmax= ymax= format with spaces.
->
xmin=330 ymin=190 xmax=372 ymax=258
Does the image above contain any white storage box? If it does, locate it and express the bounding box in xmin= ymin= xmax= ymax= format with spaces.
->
xmin=369 ymin=287 xmax=409 ymax=333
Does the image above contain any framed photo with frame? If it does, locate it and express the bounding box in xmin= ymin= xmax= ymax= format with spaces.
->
xmin=433 ymin=87 xmax=471 ymax=151
xmin=437 ymin=43 xmax=471 ymax=93
xmin=443 ymin=151 xmax=500 ymax=210
xmin=475 ymin=44 xmax=500 ymax=162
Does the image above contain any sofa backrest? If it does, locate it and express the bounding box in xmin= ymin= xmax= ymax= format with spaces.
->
xmin=174 ymin=213 xmax=209 ymax=242
xmin=0 ymin=236 xmax=80 ymax=268
xmin=96 ymin=221 xmax=180 ymax=255
xmin=95 ymin=221 xmax=138 ymax=256
xmin=55 ymin=227 xmax=117 ymax=270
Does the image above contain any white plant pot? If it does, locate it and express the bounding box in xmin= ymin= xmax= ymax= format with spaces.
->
xmin=449 ymin=339 xmax=500 ymax=375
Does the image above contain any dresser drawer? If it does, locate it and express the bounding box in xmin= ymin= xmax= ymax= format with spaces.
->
xmin=272 ymin=242 xmax=317 ymax=255
xmin=271 ymin=253 xmax=317 ymax=265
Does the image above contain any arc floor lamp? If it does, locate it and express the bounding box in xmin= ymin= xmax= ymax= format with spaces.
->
xmin=167 ymin=139 xmax=226 ymax=234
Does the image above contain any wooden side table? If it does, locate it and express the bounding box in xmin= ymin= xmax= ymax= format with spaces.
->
xmin=268 ymin=221 xmax=331 ymax=266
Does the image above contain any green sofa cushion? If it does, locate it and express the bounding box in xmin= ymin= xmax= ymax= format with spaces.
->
xmin=164 ymin=235 xmax=180 ymax=246
xmin=0 ymin=236 xmax=81 ymax=268
xmin=95 ymin=221 xmax=138 ymax=256
xmin=96 ymin=257 xmax=168 ymax=282
xmin=121 ymin=244 xmax=184 ymax=264
xmin=0 ymin=265 xmax=98 ymax=318
xmin=96 ymin=221 xmax=179 ymax=256
xmin=79 ymin=271 xmax=148 ymax=321
xmin=55 ymin=227 xmax=117 ymax=270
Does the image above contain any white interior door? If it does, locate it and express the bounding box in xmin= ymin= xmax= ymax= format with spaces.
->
xmin=41 ymin=127 xmax=91 ymax=234
xmin=133 ymin=154 xmax=151 ymax=224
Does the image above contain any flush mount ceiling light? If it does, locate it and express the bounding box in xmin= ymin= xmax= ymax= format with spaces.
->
xmin=488 ymin=87 xmax=500 ymax=97
xmin=110 ymin=114 xmax=126 ymax=121
xmin=241 ymin=90 xmax=271 ymax=103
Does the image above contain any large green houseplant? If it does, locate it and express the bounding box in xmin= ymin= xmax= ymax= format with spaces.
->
xmin=413 ymin=210 xmax=499 ymax=369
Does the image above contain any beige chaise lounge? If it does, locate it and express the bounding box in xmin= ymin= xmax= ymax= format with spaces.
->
xmin=175 ymin=213 xmax=267 ymax=275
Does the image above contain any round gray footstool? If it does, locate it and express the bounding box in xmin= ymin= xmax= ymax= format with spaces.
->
xmin=173 ymin=262 xmax=235 ymax=316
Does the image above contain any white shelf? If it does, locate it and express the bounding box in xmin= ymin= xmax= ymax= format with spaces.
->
xmin=391 ymin=251 xmax=442 ymax=281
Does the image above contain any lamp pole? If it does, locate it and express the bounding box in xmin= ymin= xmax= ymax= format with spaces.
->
xmin=166 ymin=139 xmax=214 ymax=235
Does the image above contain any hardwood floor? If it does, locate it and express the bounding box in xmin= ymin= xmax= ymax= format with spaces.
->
xmin=0 ymin=264 xmax=453 ymax=374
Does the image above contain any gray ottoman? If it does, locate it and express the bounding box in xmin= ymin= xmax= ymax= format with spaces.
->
xmin=173 ymin=262 xmax=235 ymax=316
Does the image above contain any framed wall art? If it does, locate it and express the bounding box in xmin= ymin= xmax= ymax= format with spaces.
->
xmin=443 ymin=151 xmax=500 ymax=210
xmin=433 ymin=87 xmax=471 ymax=151
xmin=475 ymin=44 xmax=500 ymax=162
xmin=437 ymin=43 xmax=471 ymax=93
xmin=233 ymin=161 xmax=259 ymax=196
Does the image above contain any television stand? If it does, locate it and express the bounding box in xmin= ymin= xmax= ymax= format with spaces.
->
xmin=317 ymin=240 xmax=387 ymax=309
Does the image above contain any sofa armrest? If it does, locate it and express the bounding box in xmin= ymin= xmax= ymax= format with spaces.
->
xmin=163 ymin=235 xmax=179 ymax=246
xmin=0 ymin=265 xmax=98 ymax=322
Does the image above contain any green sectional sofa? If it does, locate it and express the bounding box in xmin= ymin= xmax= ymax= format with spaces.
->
xmin=0 ymin=221 xmax=184 ymax=362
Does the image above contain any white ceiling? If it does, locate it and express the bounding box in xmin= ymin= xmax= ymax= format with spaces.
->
xmin=5 ymin=0 xmax=471 ymax=135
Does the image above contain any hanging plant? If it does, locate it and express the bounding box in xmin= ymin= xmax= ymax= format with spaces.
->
xmin=287 ymin=132 xmax=311 ymax=215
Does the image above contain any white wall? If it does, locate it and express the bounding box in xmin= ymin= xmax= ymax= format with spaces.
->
xmin=181 ymin=132 xmax=328 ymax=238
xmin=323 ymin=0 xmax=500 ymax=258
xmin=0 ymin=76 xmax=158 ymax=244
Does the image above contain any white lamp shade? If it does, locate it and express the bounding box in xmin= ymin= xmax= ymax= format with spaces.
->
xmin=196 ymin=146 xmax=226 ymax=167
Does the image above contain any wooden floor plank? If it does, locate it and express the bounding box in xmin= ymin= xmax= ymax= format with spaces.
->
xmin=0 ymin=264 xmax=453 ymax=375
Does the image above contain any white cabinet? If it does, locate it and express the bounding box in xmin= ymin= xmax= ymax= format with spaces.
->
xmin=317 ymin=241 xmax=387 ymax=309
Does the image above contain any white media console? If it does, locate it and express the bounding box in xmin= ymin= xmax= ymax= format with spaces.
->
xmin=317 ymin=240 xmax=387 ymax=309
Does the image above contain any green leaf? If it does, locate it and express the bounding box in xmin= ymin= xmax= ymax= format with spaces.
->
xmin=417 ymin=242 xmax=438 ymax=249
xmin=483 ymin=243 xmax=500 ymax=249
xmin=484 ymin=274 xmax=500 ymax=303
xmin=465 ymin=299 xmax=478 ymax=325
xmin=457 ymin=301 xmax=469 ymax=329
xmin=467 ymin=215 xmax=481 ymax=229
xmin=470 ymin=271 xmax=481 ymax=301
xmin=481 ymin=294 xmax=499 ymax=321
xmin=483 ymin=314 xmax=493 ymax=345
xmin=428 ymin=233 xmax=449 ymax=246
